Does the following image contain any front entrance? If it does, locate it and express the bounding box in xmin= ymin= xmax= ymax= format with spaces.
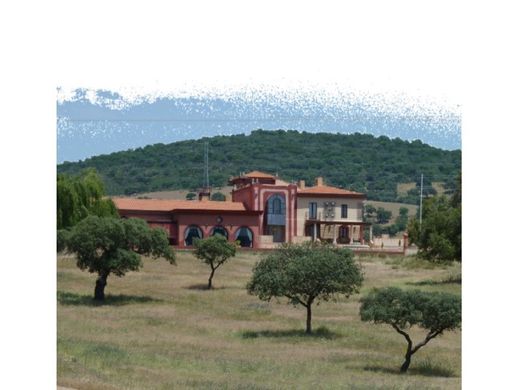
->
xmin=338 ymin=225 xmax=349 ymax=244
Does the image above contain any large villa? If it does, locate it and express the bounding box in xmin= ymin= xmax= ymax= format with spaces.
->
xmin=112 ymin=171 xmax=371 ymax=249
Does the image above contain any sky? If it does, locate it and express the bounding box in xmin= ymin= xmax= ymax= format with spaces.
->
xmin=57 ymin=85 xmax=461 ymax=163
xmin=54 ymin=1 xmax=464 ymax=163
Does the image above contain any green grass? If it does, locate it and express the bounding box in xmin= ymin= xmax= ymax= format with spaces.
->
xmin=58 ymin=251 xmax=461 ymax=389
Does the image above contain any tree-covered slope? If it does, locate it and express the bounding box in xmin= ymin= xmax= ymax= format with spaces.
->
xmin=57 ymin=130 xmax=461 ymax=202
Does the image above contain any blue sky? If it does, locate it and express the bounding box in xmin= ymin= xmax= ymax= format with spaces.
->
xmin=57 ymin=87 xmax=461 ymax=163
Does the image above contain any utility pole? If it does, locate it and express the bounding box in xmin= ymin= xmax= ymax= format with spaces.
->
xmin=203 ymin=142 xmax=209 ymax=189
xmin=419 ymin=173 xmax=423 ymax=229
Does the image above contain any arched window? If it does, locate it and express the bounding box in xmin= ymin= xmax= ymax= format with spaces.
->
xmin=211 ymin=226 xmax=228 ymax=239
xmin=273 ymin=197 xmax=282 ymax=214
xmin=267 ymin=194 xmax=285 ymax=215
xmin=184 ymin=225 xmax=203 ymax=246
xmin=235 ymin=226 xmax=253 ymax=248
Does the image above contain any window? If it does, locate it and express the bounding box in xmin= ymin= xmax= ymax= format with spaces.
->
xmin=211 ymin=226 xmax=228 ymax=239
xmin=273 ymin=197 xmax=282 ymax=214
xmin=184 ymin=225 xmax=203 ymax=246
xmin=266 ymin=194 xmax=286 ymax=226
xmin=267 ymin=194 xmax=285 ymax=215
xmin=235 ymin=226 xmax=253 ymax=247
xmin=341 ymin=204 xmax=348 ymax=218
xmin=309 ymin=202 xmax=317 ymax=219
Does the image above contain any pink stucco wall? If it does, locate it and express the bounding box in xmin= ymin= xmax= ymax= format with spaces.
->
xmin=176 ymin=212 xmax=260 ymax=248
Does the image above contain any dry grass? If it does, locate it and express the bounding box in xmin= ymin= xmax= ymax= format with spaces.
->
xmin=431 ymin=182 xmax=446 ymax=196
xmin=136 ymin=187 xmax=233 ymax=200
xmin=396 ymin=182 xmax=417 ymax=196
xmin=58 ymin=252 xmax=461 ymax=389
xmin=367 ymin=201 xmax=418 ymax=226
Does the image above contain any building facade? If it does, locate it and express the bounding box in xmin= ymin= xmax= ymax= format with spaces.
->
xmin=113 ymin=171 xmax=369 ymax=249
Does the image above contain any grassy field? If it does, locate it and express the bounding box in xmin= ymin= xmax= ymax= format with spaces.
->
xmin=396 ymin=182 xmax=416 ymax=196
xmin=58 ymin=251 xmax=461 ymax=390
xmin=136 ymin=187 xmax=233 ymax=200
xmin=366 ymin=201 xmax=418 ymax=226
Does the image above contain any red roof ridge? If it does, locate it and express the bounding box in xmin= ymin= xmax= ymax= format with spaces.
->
xmin=297 ymin=184 xmax=365 ymax=196
xmin=112 ymin=197 xmax=247 ymax=212
xmin=244 ymin=170 xmax=277 ymax=178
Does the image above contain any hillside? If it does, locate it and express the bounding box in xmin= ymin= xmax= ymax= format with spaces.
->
xmin=57 ymin=130 xmax=461 ymax=202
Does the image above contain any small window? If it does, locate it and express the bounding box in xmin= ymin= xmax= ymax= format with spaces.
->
xmin=341 ymin=204 xmax=348 ymax=218
xmin=309 ymin=202 xmax=317 ymax=219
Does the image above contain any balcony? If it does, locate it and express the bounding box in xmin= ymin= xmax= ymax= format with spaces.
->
xmin=305 ymin=211 xmax=356 ymax=222
xmin=305 ymin=211 xmax=323 ymax=221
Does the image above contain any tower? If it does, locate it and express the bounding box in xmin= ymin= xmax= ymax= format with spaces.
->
xmin=198 ymin=142 xmax=211 ymax=201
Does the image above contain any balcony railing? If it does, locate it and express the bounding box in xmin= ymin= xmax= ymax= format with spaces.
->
xmin=305 ymin=211 xmax=322 ymax=220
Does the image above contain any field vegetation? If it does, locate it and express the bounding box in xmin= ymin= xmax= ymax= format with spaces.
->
xmin=57 ymin=130 xmax=461 ymax=202
xmin=58 ymin=251 xmax=461 ymax=389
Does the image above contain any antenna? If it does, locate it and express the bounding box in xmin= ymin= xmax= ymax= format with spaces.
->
xmin=419 ymin=173 xmax=423 ymax=229
xmin=203 ymin=142 xmax=209 ymax=189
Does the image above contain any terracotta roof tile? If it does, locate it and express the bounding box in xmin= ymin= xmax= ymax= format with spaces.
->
xmin=112 ymin=198 xmax=247 ymax=212
xmin=298 ymin=185 xmax=365 ymax=197
xmin=244 ymin=170 xmax=276 ymax=179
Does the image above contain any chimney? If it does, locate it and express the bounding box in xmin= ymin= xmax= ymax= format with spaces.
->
xmin=198 ymin=188 xmax=211 ymax=201
xmin=298 ymin=180 xmax=306 ymax=189
xmin=315 ymin=177 xmax=324 ymax=186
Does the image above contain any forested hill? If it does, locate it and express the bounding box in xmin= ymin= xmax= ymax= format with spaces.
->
xmin=57 ymin=130 xmax=461 ymax=203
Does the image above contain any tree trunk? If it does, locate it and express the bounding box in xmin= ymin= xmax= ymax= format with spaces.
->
xmin=94 ymin=272 xmax=108 ymax=300
xmin=306 ymin=304 xmax=312 ymax=334
xmin=400 ymin=352 xmax=412 ymax=373
xmin=399 ymin=330 xmax=440 ymax=373
xmin=208 ymin=268 xmax=216 ymax=289
xmin=392 ymin=323 xmax=414 ymax=373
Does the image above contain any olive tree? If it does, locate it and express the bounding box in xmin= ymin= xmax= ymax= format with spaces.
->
xmin=407 ymin=195 xmax=461 ymax=262
xmin=360 ymin=287 xmax=461 ymax=373
xmin=247 ymin=243 xmax=363 ymax=334
xmin=193 ymin=235 xmax=237 ymax=289
xmin=62 ymin=216 xmax=175 ymax=300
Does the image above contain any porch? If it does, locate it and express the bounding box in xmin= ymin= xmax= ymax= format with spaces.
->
xmin=304 ymin=220 xmax=372 ymax=245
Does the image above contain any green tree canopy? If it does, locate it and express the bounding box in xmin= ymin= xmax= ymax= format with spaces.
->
xmin=185 ymin=192 xmax=197 ymax=200
xmin=193 ymin=235 xmax=237 ymax=289
xmin=360 ymin=287 xmax=461 ymax=373
xmin=247 ymin=243 xmax=363 ymax=334
xmin=394 ymin=207 xmax=409 ymax=231
xmin=57 ymin=168 xmax=117 ymax=229
xmin=408 ymin=193 xmax=461 ymax=262
xmin=61 ymin=216 xmax=175 ymax=300
xmin=376 ymin=207 xmax=392 ymax=224
xmin=57 ymin=130 xmax=461 ymax=203
xmin=364 ymin=204 xmax=377 ymax=221
xmin=210 ymin=192 xmax=226 ymax=201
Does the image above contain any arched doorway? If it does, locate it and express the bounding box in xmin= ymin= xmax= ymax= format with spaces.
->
xmin=235 ymin=226 xmax=253 ymax=247
xmin=211 ymin=226 xmax=228 ymax=239
xmin=265 ymin=194 xmax=286 ymax=243
xmin=184 ymin=225 xmax=203 ymax=246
